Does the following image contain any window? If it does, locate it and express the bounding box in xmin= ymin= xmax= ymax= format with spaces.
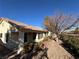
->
xmin=6 ymin=33 xmax=9 ymax=42
xmin=0 ymin=33 xmax=2 ymax=38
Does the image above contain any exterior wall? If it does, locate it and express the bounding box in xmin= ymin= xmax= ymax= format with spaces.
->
xmin=17 ymin=31 xmax=24 ymax=54
xmin=35 ymin=32 xmax=51 ymax=42
xmin=5 ymin=31 xmax=24 ymax=50
xmin=11 ymin=32 xmax=19 ymax=41
xmin=0 ymin=21 xmax=12 ymax=44
xmin=17 ymin=32 xmax=47 ymax=54
xmin=19 ymin=31 xmax=24 ymax=42
xmin=18 ymin=31 xmax=24 ymax=47
xmin=5 ymin=32 xmax=19 ymax=49
xmin=0 ymin=20 xmax=48 ymax=50
xmin=35 ymin=33 xmax=46 ymax=42
xmin=48 ymin=31 xmax=52 ymax=36
xmin=0 ymin=20 xmax=19 ymax=49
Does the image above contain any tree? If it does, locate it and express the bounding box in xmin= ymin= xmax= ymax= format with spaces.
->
xmin=44 ymin=14 xmax=79 ymax=42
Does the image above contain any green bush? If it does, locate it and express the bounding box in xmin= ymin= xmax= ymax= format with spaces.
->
xmin=60 ymin=34 xmax=79 ymax=54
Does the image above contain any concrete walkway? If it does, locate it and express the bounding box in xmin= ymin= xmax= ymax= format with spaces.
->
xmin=43 ymin=40 xmax=75 ymax=59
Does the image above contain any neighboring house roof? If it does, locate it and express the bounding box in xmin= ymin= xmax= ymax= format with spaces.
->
xmin=0 ymin=17 xmax=48 ymax=32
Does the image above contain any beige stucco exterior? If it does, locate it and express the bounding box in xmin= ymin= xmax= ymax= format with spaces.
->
xmin=0 ymin=19 xmax=49 ymax=51
xmin=0 ymin=20 xmax=12 ymax=44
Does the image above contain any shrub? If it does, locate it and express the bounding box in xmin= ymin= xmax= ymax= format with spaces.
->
xmin=60 ymin=34 xmax=79 ymax=55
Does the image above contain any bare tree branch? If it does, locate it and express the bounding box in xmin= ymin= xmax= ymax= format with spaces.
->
xmin=44 ymin=14 xmax=79 ymax=36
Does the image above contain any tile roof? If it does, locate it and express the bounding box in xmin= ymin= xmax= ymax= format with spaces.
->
xmin=0 ymin=17 xmax=48 ymax=32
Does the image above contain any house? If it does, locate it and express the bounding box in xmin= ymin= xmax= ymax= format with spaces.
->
xmin=0 ymin=18 xmax=49 ymax=51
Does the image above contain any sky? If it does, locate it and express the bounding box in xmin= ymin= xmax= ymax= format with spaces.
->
xmin=0 ymin=0 xmax=79 ymax=27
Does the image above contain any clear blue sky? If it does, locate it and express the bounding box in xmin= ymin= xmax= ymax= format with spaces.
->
xmin=0 ymin=0 xmax=79 ymax=27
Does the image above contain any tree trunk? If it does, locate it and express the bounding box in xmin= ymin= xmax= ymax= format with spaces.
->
xmin=52 ymin=33 xmax=59 ymax=43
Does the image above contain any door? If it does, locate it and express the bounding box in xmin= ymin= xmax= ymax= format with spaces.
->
xmin=24 ymin=33 xmax=27 ymax=43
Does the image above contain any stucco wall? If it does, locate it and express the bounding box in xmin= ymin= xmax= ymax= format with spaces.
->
xmin=35 ymin=33 xmax=46 ymax=42
xmin=11 ymin=32 xmax=19 ymax=41
xmin=0 ymin=20 xmax=19 ymax=49
xmin=0 ymin=21 xmax=12 ymax=44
